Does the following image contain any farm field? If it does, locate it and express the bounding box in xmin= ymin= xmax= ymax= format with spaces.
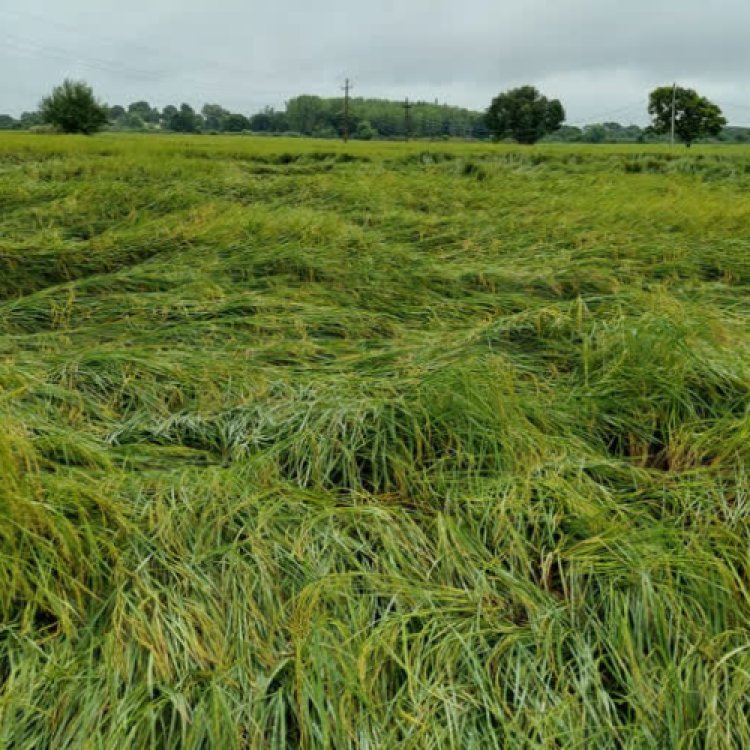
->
xmin=2 ymin=132 xmax=750 ymax=748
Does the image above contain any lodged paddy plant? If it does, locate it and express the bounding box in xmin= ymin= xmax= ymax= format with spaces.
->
xmin=1 ymin=132 xmax=750 ymax=748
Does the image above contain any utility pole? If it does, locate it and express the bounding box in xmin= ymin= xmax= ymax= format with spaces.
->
xmin=403 ymin=97 xmax=412 ymax=141
xmin=341 ymin=78 xmax=353 ymax=143
xmin=670 ymin=82 xmax=677 ymax=147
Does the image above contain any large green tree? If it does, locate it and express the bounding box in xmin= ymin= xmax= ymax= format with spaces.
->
xmin=167 ymin=104 xmax=202 ymax=133
xmin=202 ymin=103 xmax=230 ymax=131
xmin=486 ymin=86 xmax=565 ymax=144
xmin=39 ymin=80 xmax=108 ymax=134
xmin=222 ymin=113 xmax=251 ymax=132
xmin=161 ymin=105 xmax=178 ymax=123
xmin=648 ymin=86 xmax=726 ymax=147
xmin=286 ymin=95 xmax=327 ymax=135
xmin=128 ymin=100 xmax=160 ymax=124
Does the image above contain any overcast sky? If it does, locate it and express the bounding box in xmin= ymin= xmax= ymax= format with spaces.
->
xmin=3 ymin=0 xmax=750 ymax=125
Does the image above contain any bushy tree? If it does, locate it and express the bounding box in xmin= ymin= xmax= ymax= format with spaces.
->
xmin=222 ymin=113 xmax=250 ymax=132
xmin=550 ymin=125 xmax=583 ymax=143
xmin=286 ymin=95 xmax=327 ymax=134
xmin=354 ymin=120 xmax=377 ymax=140
xmin=39 ymin=79 xmax=108 ymax=134
xmin=648 ymin=86 xmax=726 ymax=147
xmin=312 ymin=125 xmax=337 ymax=139
xmin=128 ymin=101 xmax=159 ymax=124
xmin=486 ymin=86 xmax=565 ymax=144
xmin=249 ymin=109 xmax=273 ymax=132
xmin=250 ymin=108 xmax=289 ymax=133
xmin=202 ymin=104 xmax=230 ymax=131
xmin=120 ymin=112 xmax=145 ymax=130
xmin=0 ymin=115 xmax=17 ymax=130
xmin=108 ymin=105 xmax=126 ymax=121
xmin=722 ymin=126 xmax=750 ymax=144
xmin=20 ymin=111 xmax=43 ymax=128
xmin=582 ymin=124 xmax=607 ymax=144
xmin=167 ymin=103 xmax=202 ymax=133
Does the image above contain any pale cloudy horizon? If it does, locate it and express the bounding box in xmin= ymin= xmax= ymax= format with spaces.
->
xmin=2 ymin=0 xmax=750 ymax=126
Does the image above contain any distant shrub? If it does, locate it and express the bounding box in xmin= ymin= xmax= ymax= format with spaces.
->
xmin=40 ymin=79 xmax=108 ymax=135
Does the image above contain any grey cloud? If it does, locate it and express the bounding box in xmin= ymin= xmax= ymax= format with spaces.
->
xmin=2 ymin=0 xmax=750 ymax=124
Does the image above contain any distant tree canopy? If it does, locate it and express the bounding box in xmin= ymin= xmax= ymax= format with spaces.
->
xmin=280 ymin=95 xmax=486 ymax=139
xmin=0 ymin=114 xmax=17 ymax=130
xmin=486 ymin=86 xmax=565 ymax=144
xmin=545 ymin=122 xmax=647 ymax=144
xmin=7 ymin=81 xmax=746 ymax=143
xmin=120 ymin=112 xmax=145 ymax=130
xmin=355 ymin=120 xmax=377 ymax=141
xmin=108 ymin=104 xmax=126 ymax=120
xmin=128 ymin=100 xmax=160 ymax=123
xmin=202 ymin=104 xmax=230 ymax=131
xmin=582 ymin=124 xmax=607 ymax=144
xmin=39 ymin=80 xmax=108 ymax=135
xmin=648 ymin=87 xmax=726 ymax=147
xmin=249 ymin=107 xmax=288 ymax=133
xmin=223 ymin=113 xmax=251 ymax=132
xmin=168 ymin=103 xmax=203 ymax=133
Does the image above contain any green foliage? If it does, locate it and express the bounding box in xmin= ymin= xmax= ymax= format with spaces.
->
xmin=202 ymin=103 xmax=230 ymax=131
xmin=39 ymin=79 xmax=108 ymax=135
xmin=283 ymin=95 xmax=486 ymax=139
xmin=354 ymin=119 xmax=377 ymax=140
xmin=487 ymin=85 xmax=565 ymax=144
xmin=582 ymin=123 xmax=607 ymax=143
xmin=286 ymin=94 xmax=327 ymax=134
xmin=222 ymin=113 xmax=251 ymax=133
xmin=249 ymin=107 xmax=288 ymax=133
xmin=9 ymin=87 xmax=744 ymax=144
xmin=128 ymin=100 xmax=160 ymax=123
xmin=549 ymin=124 xmax=583 ymax=142
xmin=19 ymin=111 xmax=43 ymax=128
xmin=1 ymin=134 xmax=750 ymax=747
xmin=120 ymin=112 xmax=146 ymax=130
xmin=649 ymin=86 xmax=727 ymax=147
xmin=168 ymin=103 xmax=203 ymax=133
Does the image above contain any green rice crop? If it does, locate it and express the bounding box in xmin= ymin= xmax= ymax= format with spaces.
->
xmin=1 ymin=132 xmax=750 ymax=748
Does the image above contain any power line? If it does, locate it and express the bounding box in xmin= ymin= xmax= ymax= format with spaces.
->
xmin=0 ymin=7 xmax=306 ymax=102
xmin=1 ymin=31 xmax=291 ymax=113
xmin=3 ymin=32 xmax=161 ymax=82
xmin=0 ymin=8 xmax=301 ymax=106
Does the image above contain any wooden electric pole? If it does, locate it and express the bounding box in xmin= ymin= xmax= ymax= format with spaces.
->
xmin=342 ymin=78 xmax=353 ymax=143
xmin=670 ymin=82 xmax=677 ymax=147
xmin=403 ymin=97 xmax=413 ymax=141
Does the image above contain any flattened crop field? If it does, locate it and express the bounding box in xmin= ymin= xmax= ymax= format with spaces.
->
xmin=2 ymin=134 xmax=750 ymax=748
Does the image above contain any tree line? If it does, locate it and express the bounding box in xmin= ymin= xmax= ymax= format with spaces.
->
xmin=1 ymin=80 xmax=744 ymax=147
xmin=0 ymin=90 xmax=487 ymax=140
